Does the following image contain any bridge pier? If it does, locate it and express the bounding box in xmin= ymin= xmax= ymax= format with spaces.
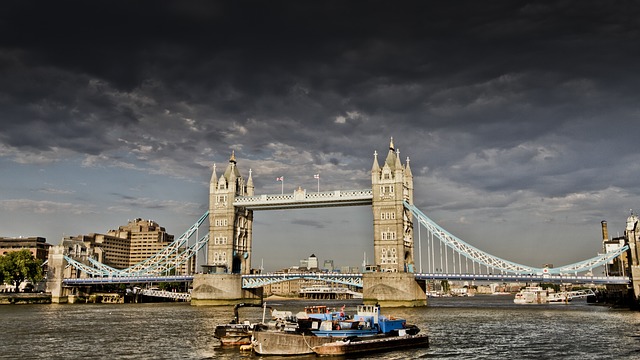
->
xmin=363 ymin=273 xmax=427 ymax=307
xmin=45 ymin=245 xmax=69 ymax=304
xmin=190 ymin=274 xmax=262 ymax=306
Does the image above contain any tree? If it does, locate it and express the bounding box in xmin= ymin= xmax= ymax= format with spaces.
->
xmin=0 ymin=250 xmax=44 ymax=292
xmin=440 ymin=280 xmax=450 ymax=293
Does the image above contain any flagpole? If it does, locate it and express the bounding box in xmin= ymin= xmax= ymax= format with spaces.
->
xmin=277 ymin=176 xmax=284 ymax=194
xmin=317 ymin=174 xmax=320 ymax=193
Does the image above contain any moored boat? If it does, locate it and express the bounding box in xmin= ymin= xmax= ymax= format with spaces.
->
xmin=312 ymin=332 xmax=429 ymax=356
xmin=310 ymin=304 xmax=415 ymax=337
xmin=214 ymin=302 xmax=287 ymax=346
xmin=214 ymin=322 xmax=256 ymax=346
xmin=251 ymin=304 xmax=419 ymax=355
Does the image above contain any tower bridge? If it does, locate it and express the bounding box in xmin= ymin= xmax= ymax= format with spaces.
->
xmin=47 ymin=138 xmax=638 ymax=306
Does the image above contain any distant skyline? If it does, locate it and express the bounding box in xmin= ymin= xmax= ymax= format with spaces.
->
xmin=2 ymin=1 xmax=640 ymax=272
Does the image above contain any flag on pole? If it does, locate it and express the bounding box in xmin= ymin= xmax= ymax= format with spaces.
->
xmin=277 ymin=176 xmax=284 ymax=194
xmin=313 ymin=174 xmax=320 ymax=179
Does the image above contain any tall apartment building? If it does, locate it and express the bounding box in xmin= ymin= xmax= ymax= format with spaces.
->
xmin=64 ymin=218 xmax=193 ymax=273
xmin=107 ymin=218 xmax=174 ymax=266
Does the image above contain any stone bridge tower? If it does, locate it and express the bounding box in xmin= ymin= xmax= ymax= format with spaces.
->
xmin=192 ymin=152 xmax=261 ymax=305
xmin=624 ymin=212 xmax=640 ymax=306
xmin=207 ymin=152 xmax=254 ymax=274
xmin=371 ymin=138 xmax=415 ymax=272
xmin=365 ymin=138 xmax=425 ymax=307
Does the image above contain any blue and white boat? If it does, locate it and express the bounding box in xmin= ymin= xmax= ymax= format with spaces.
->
xmin=252 ymin=304 xmax=419 ymax=355
xmin=309 ymin=304 xmax=414 ymax=337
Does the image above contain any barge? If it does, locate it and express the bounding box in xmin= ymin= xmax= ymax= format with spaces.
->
xmin=313 ymin=332 xmax=430 ymax=356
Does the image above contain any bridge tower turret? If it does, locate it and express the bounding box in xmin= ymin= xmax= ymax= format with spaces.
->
xmin=371 ymin=137 xmax=415 ymax=272
xmin=207 ymin=152 xmax=253 ymax=275
xmin=624 ymin=211 xmax=640 ymax=304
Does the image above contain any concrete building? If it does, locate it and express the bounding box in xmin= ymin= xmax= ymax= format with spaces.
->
xmin=63 ymin=218 xmax=191 ymax=273
xmin=107 ymin=218 xmax=174 ymax=267
xmin=0 ymin=236 xmax=52 ymax=261
xmin=323 ymin=259 xmax=334 ymax=272
xmin=65 ymin=233 xmax=130 ymax=269
xmin=300 ymin=254 xmax=319 ymax=271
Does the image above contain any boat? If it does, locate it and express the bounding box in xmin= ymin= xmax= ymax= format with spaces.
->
xmin=312 ymin=332 xmax=429 ymax=356
xmin=214 ymin=303 xmax=290 ymax=346
xmin=514 ymin=287 xmax=596 ymax=304
xmin=214 ymin=322 xmax=257 ymax=346
xmin=513 ymin=286 xmax=548 ymax=304
xmin=251 ymin=304 xmax=419 ymax=355
xmin=309 ymin=304 xmax=416 ymax=337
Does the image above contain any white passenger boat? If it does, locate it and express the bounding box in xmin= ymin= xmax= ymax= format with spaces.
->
xmin=514 ymin=287 xmax=596 ymax=304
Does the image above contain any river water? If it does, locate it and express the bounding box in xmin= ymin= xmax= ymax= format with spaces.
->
xmin=2 ymin=296 xmax=640 ymax=359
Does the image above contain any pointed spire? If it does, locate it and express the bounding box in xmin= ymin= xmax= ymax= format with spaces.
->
xmin=405 ymin=156 xmax=413 ymax=177
xmin=384 ymin=137 xmax=396 ymax=169
xmin=229 ymin=150 xmax=236 ymax=163
xmin=247 ymin=168 xmax=254 ymax=196
xmin=371 ymin=150 xmax=380 ymax=172
xmin=210 ymin=163 xmax=218 ymax=189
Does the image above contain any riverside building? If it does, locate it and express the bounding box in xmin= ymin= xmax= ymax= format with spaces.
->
xmin=63 ymin=218 xmax=193 ymax=274
xmin=0 ymin=236 xmax=52 ymax=261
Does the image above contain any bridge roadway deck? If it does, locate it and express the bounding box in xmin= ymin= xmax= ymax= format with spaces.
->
xmin=63 ymin=273 xmax=630 ymax=286
xmin=413 ymin=273 xmax=630 ymax=285
xmin=63 ymin=275 xmax=195 ymax=285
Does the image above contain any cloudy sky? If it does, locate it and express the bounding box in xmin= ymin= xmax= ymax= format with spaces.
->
xmin=1 ymin=1 xmax=639 ymax=272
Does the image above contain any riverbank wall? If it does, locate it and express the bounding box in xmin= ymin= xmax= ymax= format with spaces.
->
xmin=0 ymin=293 xmax=52 ymax=305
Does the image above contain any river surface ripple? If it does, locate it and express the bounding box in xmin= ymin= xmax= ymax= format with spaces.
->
xmin=2 ymin=296 xmax=640 ymax=359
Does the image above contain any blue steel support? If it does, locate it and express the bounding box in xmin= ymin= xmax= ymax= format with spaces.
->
xmin=405 ymin=201 xmax=630 ymax=276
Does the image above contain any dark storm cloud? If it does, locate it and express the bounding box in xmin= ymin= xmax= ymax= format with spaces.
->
xmin=1 ymin=1 xmax=639 ymax=196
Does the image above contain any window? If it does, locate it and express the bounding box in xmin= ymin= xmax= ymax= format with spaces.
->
xmin=215 ymin=219 xmax=228 ymax=227
xmin=380 ymin=247 xmax=398 ymax=264
xmin=213 ymin=251 xmax=227 ymax=264
xmin=214 ymin=236 xmax=228 ymax=245
xmin=381 ymin=231 xmax=397 ymax=240
xmin=381 ymin=211 xmax=397 ymax=220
